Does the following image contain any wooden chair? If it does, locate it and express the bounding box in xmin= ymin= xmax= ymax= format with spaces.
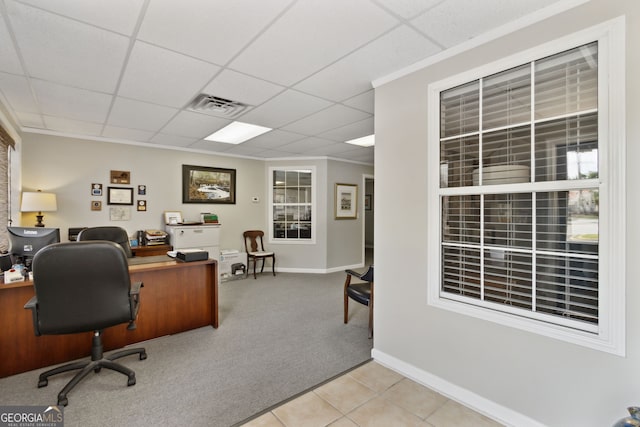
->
xmin=243 ymin=230 xmax=276 ymax=279
xmin=344 ymin=266 xmax=374 ymax=338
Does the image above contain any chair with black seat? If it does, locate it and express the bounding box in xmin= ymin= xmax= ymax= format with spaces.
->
xmin=24 ymin=241 xmax=147 ymax=406
xmin=344 ymin=266 xmax=374 ymax=339
xmin=77 ymin=226 xmax=133 ymax=258
xmin=243 ymin=230 xmax=276 ymax=279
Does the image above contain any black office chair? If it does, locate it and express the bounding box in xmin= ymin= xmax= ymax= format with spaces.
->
xmin=77 ymin=226 xmax=133 ymax=258
xmin=344 ymin=266 xmax=374 ymax=339
xmin=243 ymin=230 xmax=276 ymax=279
xmin=24 ymin=241 xmax=147 ymax=406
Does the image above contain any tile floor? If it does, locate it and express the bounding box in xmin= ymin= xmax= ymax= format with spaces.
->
xmin=240 ymin=361 xmax=504 ymax=427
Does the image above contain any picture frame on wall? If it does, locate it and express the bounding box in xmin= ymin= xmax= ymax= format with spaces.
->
xmin=365 ymin=194 xmax=372 ymax=211
xmin=182 ymin=164 xmax=236 ymax=204
xmin=335 ymin=183 xmax=358 ymax=219
xmin=107 ymin=187 xmax=133 ymax=205
xmin=164 ymin=211 xmax=183 ymax=225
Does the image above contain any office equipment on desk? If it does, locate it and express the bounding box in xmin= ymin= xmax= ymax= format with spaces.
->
xmin=176 ymin=249 xmax=209 ymax=262
xmin=144 ymin=229 xmax=169 ymax=245
xmin=166 ymin=224 xmax=221 ymax=276
xmin=7 ymin=226 xmax=61 ymax=270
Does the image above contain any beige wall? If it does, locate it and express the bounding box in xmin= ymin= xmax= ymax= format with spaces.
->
xmin=372 ymin=0 xmax=640 ymax=425
xmin=19 ymin=133 xmax=371 ymax=271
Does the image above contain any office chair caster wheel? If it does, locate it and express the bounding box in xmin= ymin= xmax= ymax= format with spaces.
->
xmin=127 ymin=375 xmax=136 ymax=387
xmin=37 ymin=378 xmax=48 ymax=388
xmin=57 ymin=397 xmax=68 ymax=407
xmin=139 ymin=352 xmax=147 ymax=360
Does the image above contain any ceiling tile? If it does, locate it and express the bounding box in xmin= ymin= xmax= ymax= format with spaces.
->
xmin=150 ymin=133 xmax=199 ymax=147
xmin=160 ymin=111 xmax=230 ymax=139
xmin=295 ymin=25 xmax=440 ymax=101
xmin=239 ymin=129 xmax=305 ymax=149
xmin=6 ymin=1 xmax=130 ymax=92
xmin=0 ymin=18 xmax=23 ymax=74
xmin=33 ymin=80 xmax=112 ymax=123
xmin=319 ymin=117 xmax=374 ymax=142
xmin=18 ymin=0 xmax=146 ymax=35
xmin=221 ymin=144 xmax=273 ymax=157
xmin=137 ymin=0 xmax=292 ymax=65
xmin=411 ymin=0 xmax=560 ymax=47
xmin=229 ymin=0 xmax=399 ymax=85
xmin=189 ymin=139 xmax=235 ymax=153
xmin=0 ymin=72 xmax=38 ymax=114
xmin=277 ymin=136 xmax=337 ymax=154
xmin=304 ymin=142 xmax=357 ymax=156
xmin=118 ymin=41 xmax=220 ymax=108
xmin=201 ymin=70 xmax=285 ymax=107
xmin=43 ymin=115 xmax=103 ymax=135
xmin=372 ymin=0 xmax=443 ymax=19
xmin=102 ymin=125 xmax=155 ymax=142
xmin=281 ymin=104 xmax=370 ymax=136
xmin=107 ymin=97 xmax=178 ymax=131
xmin=342 ymin=90 xmax=374 ymax=114
xmin=240 ymin=90 xmax=332 ymax=129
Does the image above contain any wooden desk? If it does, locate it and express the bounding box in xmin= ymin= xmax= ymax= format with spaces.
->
xmin=131 ymin=244 xmax=172 ymax=257
xmin=0 ymin=257 xmax=217 ymax=378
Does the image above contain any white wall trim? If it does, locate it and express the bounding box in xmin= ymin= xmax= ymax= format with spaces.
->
xmin=277 ymin=262 xmax=364 ymax=275
xmin=371 ymin=349 xmax=547 ymax=427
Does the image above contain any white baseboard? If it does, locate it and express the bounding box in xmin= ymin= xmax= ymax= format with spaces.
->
xmin=276 ymin=263 xmax=364 ymax=274
xmin=371 ymin=349 xmax=547 ymax=427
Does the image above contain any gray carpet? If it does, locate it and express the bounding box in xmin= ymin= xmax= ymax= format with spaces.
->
xmin=0 ymin=270 xmax=373 ymax=426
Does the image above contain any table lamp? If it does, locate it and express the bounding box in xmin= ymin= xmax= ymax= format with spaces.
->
xmin=21 ymin=190 xmax=57 ymax=227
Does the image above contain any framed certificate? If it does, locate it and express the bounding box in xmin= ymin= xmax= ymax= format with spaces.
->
xmin=107 ymin=187 xmax=134 ymax=205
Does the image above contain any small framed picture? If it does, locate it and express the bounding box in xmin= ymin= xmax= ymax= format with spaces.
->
xmin=110 ymin=170 xmax=130 ymax=184
xmin=107 ymin=186 xmax=134 ymax=205
xmin=138 ymin=185 xmax=146 ymax=195
xmin=91 ymin=200 xmax=102 ymax=211
xmin=164 ymin=211 xmax=183 ymax=225
xmin=365 ymin=194 xmax=372 ymax=211
xmin=137 ymin=200 xmax=147 ymax=211
xmin=91 ymin=183 xmax=102 ymax=196
xmin=335 ymin=183 xmax=358 ymax=219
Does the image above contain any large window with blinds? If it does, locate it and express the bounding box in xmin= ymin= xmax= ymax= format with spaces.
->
xmin=269 ymin=167 xmax=315 ymax=243
xmin=427 ymin=20 xmax=625 ymax=354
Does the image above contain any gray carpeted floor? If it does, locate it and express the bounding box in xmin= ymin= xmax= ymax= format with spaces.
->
xmin=0 ymin=270 xmax=373 ymax=426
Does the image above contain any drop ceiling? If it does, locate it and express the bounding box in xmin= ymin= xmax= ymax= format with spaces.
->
xmin=0 ymin=0 xmax=572 ymax=165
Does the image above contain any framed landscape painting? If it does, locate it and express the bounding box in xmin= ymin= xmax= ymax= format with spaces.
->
xmin=182 ymin=165 xmax=236 ymax=204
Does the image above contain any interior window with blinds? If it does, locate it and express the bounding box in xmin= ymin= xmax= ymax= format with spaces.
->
xmin=439 ymin=42 xmax=599 ymax=332
xmin=272 ymin=169 xmax=313 ymax=240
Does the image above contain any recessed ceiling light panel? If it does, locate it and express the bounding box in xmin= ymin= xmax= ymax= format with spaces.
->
xmin=205 ymin=121 xmax=272 ymax=144
xmin=345 ymin=134 xmax=375 ymax=147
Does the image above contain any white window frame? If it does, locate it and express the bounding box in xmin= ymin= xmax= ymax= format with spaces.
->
xmin=268 ymin=166 xmax=317 ymax=245
xmin=427 ymin=18 xmax=625 ymax=355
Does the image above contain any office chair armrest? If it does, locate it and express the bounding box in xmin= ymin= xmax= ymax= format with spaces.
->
xmin=130 ymin=281 xmax=143 ymax=296
xmin=23 ymin=296 xmax=42 ymax=336
xmin=345 ymin=269 xmax=363 ymax=279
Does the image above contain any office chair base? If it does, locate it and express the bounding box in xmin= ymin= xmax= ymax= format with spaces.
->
xmin=37 ymin=347 xmax=146 ymax=406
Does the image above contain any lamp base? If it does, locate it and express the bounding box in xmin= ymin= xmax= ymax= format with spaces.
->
xmin=35 ymin=213 xmax=44 ymax=227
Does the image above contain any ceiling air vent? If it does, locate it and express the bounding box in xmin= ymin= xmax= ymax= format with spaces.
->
xmin=188 ymin=94 xmax=249 ymax=117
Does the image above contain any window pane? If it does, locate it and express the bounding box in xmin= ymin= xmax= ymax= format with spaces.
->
xmin=440 ymin=81 xmax=480 ymax=138
xmin=298 ymin=187 xmax=311 ymax=203
xmin=484 ymin=251 xmax=532 ymax=308
xmin=442 ymin=246 xmax=481 ymax=299
xmin=535 ymin=113 xmax=598 ymax=182
xmin=442 ymin=195 xmax=480 ymax=244
xmin=535 ymin=42 xmax=598 ymax=119
xmin=273 ymin=206 xmax=285 ymax=221
xmin=536 ymin=190 xmax=598 ymax=255
xmin=483 ymin=64 xmax=531 ymax=130
xmin=478 ymin=126 xmax=531 ymax=185
xmin=286 ymin=188 xmax=298 ymax=203
xmin=484 ymin=193 xmax=532 ymax=249
xmin=285 ymin=171 xmax=298 ymax=186
xmin=273 ymin=188 xmax=285 ymax=203
xmin=274 ymin=222 xmax=285 ymax=238
xmin=300 ymin=206 xmax=312 ymax=221
xmin=274 ymin=170 xmax=286 ymax=187
xmin=536 ymin=254 xmax=598 ymax=324
xmin=299 ymin=172 xmax=311 ymax=186
xmin=440 ymin=135 xmax=479 ymax=188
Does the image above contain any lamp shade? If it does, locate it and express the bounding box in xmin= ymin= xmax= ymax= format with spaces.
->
xmin=21 ymin=191 xmax=57 ymax=212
